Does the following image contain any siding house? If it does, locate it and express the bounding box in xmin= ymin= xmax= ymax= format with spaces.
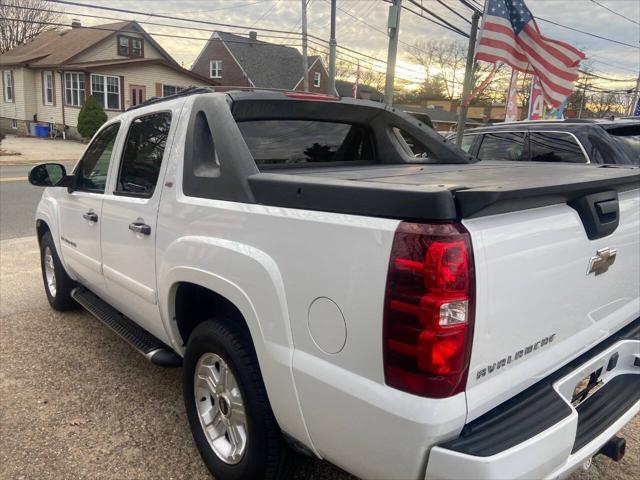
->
xmin=0 ymin=20 xmax=215 ymax=138
xmin=191 ymin=31 xmax=332 ymax=94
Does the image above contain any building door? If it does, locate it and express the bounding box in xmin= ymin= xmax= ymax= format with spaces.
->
xmin=129 ymin=84 xmax=146 ymax=107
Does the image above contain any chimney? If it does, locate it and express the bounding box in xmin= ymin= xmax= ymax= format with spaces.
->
xmin=71 ymin=19 xmax=81 ymax=28
xmin=249 ymin=31 xmax=257 ymax=43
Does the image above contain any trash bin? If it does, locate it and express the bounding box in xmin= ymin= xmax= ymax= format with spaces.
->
xmin=35 ymin=123 xmax=50 ymax=138
xmin=29 ymin=123 xmax=37 ymax=136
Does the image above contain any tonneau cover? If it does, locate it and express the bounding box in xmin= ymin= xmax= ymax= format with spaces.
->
xmin=248 ymin=162 xmax=640 ymax=219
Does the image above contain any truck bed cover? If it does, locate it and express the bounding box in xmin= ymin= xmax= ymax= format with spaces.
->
xmin=248 ymin=162 xmax=640 ymax=220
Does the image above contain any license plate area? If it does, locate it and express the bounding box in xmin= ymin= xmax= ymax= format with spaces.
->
xmin=571 ymin=367 xmax=604 ymax=407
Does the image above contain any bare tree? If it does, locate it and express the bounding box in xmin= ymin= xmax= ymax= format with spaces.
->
xmin=0 ymin=0 xmax=62 ymax=54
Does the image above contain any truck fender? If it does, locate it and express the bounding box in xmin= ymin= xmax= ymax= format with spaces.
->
xmin=157 ymin=236 xmax=318 ymax=456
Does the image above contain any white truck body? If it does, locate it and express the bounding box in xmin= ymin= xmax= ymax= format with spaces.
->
xmin=33 ymin=91 xmax=640 ymax=480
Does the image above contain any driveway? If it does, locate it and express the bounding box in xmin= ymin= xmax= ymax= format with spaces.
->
xmin=0 ymin=235 xmax=638 ymax=479
xmin=0 ymin=134 xmax=85 ymax=165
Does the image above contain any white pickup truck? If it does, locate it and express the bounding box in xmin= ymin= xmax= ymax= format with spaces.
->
xmin=29 ymin=89 xmax=640 ymax=480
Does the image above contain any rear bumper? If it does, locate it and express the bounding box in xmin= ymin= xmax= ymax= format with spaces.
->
xmin=425 ymin=320 xmax=640 ymax=480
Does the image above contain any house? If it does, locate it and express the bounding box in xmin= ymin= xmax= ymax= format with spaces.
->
xmin=191 ymin=31 xmax=332 ymax=94
xmin=335 ymin=80 xmax=383 ymax=102
xmin=0 ymin=20 xmax=215 ymax=138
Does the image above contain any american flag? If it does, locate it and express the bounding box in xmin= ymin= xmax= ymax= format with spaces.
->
xmin=476 ymin=0 xmax=585 ymax=108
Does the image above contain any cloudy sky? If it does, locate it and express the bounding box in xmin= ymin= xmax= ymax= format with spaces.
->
xmin=57 ymin=0 xmax=640 ymax=89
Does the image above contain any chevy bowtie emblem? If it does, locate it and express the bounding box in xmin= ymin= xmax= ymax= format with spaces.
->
xmin=587 ymin=248 xmax=617 ymax=276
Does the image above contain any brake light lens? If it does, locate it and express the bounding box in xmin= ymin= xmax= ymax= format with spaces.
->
xmin=383 ymin=222 xmax=475 ymax=398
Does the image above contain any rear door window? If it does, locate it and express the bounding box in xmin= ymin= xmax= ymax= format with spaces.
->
xmin=529 ymin=132 xmax=587 ymax=163
xmin=237 ymin=120 xmax=374 ymax=166
xmin=460 ymin=134 xmax=476 ymax=153
xmin=477 ymin=132 xmax=526 ymax=161
xmin=115 ymin=111 xmax=172 ymax=197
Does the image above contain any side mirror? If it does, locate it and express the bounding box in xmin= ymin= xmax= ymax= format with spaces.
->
xmin=28 ymin=163 xmax=70 ymax=187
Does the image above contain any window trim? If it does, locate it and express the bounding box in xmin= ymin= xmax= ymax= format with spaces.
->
xmin=63 ymin=71 xmax=85 ymax=107
xmin=74 ymin=121 xmax=121 ymax=194
xmin=209 ymin=60 xmax=222 ymax=79
xmin=527 ymin=130 xmax=590 ymax=164
xmin=116 ymin=34 xmax=144 ymax=58
xmin=90 ymin=73 xmax=122 ymax=111
xmin=114 ymin=110 xmax=173 ymax=199
xmin=3 ymin=70 xmax=14 ymax=103
xmin=313 ymin=71 xmax=321 ymax=88
xmin=42 ymin=70 xmax=55 ymax=106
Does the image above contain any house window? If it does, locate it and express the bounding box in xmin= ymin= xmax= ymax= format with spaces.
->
xmin=209 ymin=60 xmax=222 ymax=79
xmin=11 ymin=119 xmax=17 ymax=129
xmin=91 ymin=74 xmax=121 ymax=110
xmin=117 ymin=35 xmax=143 ymax=58
xmin=118 ymin=36 xmax=129 ymax=56
xmin=64 ymin=72 xmax=85 ymax=107
xmin=3 ymin=70 xmax=13 ymax=102
xmin=162 ymin=84 xmax=184 ymax=97
xmin=43 ymin=71 xmax=54 ymax=105
xmin=313 ymin=71 xmax=321 ymax=88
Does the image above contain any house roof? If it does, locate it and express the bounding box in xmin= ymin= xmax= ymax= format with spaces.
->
xmin=397 ymin=105 xmax=484 ymax=125
xmin=0 ymin=22 xmax=131 ymax=66
xmin=216 ymin=31 xmax=308 ymax=90
xmin=0 ymin=21 xmax=179 ymax=68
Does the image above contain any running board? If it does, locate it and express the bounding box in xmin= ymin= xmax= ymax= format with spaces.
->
xmin=71 ymin=286 xmax=182 ymax=368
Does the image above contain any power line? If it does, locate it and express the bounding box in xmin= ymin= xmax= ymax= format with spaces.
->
xmin=433 ymin=0 xmax=471 ymax=25
xmin=1 ymin=3 xmax=305 ymax=42
xmin=46 ymin=0 xmax=321 ymax=39
xmin=589 ymin=0 xmax=640 ymax=26
xmin=536 ymin=16 xmax=639 ymax=49
xmin=250 ymin=0 xmax=281 ymax=29
xmin=405 ymin=0 xmax=470 ymax=37
xmin=0 ymin=17 xmax=301 ymax=50
xmin=395 ymin=2 xmax=470 ymax=37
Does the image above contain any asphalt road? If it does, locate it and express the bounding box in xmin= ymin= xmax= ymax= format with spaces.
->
xmin=0 ymin=174 xmax=638 ymax=479
xmin=0 ymin=162 xmax=74 ymax=240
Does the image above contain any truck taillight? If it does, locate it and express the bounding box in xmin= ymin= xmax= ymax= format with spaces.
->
xmin=383 ymin=222 xmax=475 ymax=398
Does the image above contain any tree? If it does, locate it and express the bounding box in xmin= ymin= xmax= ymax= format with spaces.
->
xmin=0 ymin=0 xmax=62 ymax=54
xmin=77 ymin=96 xmax=107 ymax=139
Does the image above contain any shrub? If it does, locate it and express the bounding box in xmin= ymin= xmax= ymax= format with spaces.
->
xmin=77 ymin=96 xmax=107 ymax=139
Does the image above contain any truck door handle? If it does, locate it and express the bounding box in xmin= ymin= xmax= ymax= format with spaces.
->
xmin=83 ymin=212 xmax=98 ymax=222
xmin=129 ymin=222 xmax=151 ymax=235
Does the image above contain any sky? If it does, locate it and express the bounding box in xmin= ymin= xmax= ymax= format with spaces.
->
xmin=54 ymin=0 xmax=640 ymax=91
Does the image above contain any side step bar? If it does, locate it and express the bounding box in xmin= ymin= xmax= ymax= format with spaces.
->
xmin=71 ymin=286 xmax=182 ymax=368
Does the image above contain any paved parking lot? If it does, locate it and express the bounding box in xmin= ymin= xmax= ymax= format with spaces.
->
xmin=1 ymin=235 xmax=638 ymax=479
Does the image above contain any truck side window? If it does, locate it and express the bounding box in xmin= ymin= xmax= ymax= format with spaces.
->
xmin=529 ymin=132 xmax=587 ymax=163
xmin=394 ymin=128 xmax=430 ymax=158
xmin=115 ymin=111 xmax=172 ymax=197
xmin=76 ymin=122 xmax=120 ymax=193
xmin=477 ymin=132 xmax=525 ymax=161
xmin=460 ymin=134 xmax=475 ymax=153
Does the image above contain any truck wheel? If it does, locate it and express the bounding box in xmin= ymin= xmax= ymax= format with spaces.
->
xmin=183 ymin=320 xmax=294 ymax=480
xmin=39 ymin=231 xmax=77 ymax=311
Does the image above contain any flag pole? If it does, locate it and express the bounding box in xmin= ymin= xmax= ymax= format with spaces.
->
xmin=455 ymin=11 xmax=480 ymax=147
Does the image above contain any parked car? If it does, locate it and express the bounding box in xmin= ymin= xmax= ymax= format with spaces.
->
xmin=29 ymin=89 xmax=640 ymax=480
xmin=449 ymin=118 xmax=640 ymax=164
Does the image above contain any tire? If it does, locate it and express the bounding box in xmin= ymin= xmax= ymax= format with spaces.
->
xmin=183 ymin=319 xmax=295 ymax=480
xmin=40 ymin=231 xmax=77 ymax=311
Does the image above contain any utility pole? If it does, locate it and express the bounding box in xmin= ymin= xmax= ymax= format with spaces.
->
xmin=328 ymin=0 xmax=337 ymax=95
xmin=455 ymin=11 xmax=480 ymax=147
xmin=628 ymin=72 xmax=640 ymax=116
xmin=578 ymin=75 xmax=588 ymax=119
xmin=384 ymin=0 xmax=402 ymax=106
xmin=301 ymin=0 xmax=309 ymax=91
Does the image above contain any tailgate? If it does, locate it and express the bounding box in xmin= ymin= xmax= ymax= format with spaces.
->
xmin=462 ymin=188 xmax=640 ymax=420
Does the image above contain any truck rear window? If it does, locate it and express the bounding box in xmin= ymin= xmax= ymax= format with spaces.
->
xmin=237 ymin=120 xmax=374 ymax=166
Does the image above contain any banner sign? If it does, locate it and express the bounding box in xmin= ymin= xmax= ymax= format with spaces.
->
xmin=505 ymin=69 xmax=519 ymax=122
xmin=528 ymin=76 xmax=544 ymax=120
